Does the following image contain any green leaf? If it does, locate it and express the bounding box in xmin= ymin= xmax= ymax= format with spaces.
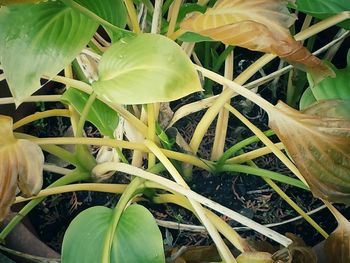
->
xmin=0 ymin=0 xmax=42 ymax=4
xmin=74 ymin=0 xmax=128 ymax=42
xmin=0 ymin=1 xmax=98 ymax=105
xmin=92 ymin=33 xmax=202 ymax=105
xmin=61 ymin=89 xmax=118 ymax=138
xmin=178 ymin=32 xmax=214 ymax=43
xmin=299 ymin=87 xmax=317 ymax=110
xmin=300 ymin=49 xmax=350 ymax=110
xmin=62 ymin=205 xmax=165 ymax=263
xmin=111 ymin=204 xmax=165 ymax=262
xmin=295 ymin=0 xmax=350 ymax=29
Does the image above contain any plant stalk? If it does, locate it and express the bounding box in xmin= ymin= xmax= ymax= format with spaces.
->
xmin=93 ymin=162 xmax=293 ymax=247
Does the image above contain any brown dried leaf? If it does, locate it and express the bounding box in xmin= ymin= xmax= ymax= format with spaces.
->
xmin=15 ymin=140 xmax=44 ymax=197
xmin=0 ymin=115 xmax=44 ymax=221
xmin=0 ymin=146 xmax=18 ymax=221
xmin=268 ymin=100 xmax=350 ymax=204
xmin=172 ymin=245 xmax=221 ymax=263
xmin=180 ymin=0 xmax=334 ymax=83
xmin=324 ymin=209 xmax=350 ymax=263
xmin=285 ymin=233 xmax=317 ymax=263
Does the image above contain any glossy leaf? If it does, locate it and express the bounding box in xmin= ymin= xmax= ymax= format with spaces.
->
xmin=62 ymin=205 xmax=165 ymax=263
xmin=0 ymin=1 xmax=98 ymax=105
xmin=61 ymin=88 xmax=118 ymax=138
xmin=324 ymin=208 xmax=350 ymax=263
xmin=294 ymin=0 xmax=350 ymax=29
xmin=180 ymin=0 xmax=334 ymax=83
xmin=300 ymin=50 xmax=350 ymax=110
xmin=92 ymin=33 xmax=202 ymax=105
xmin=74 ymin=0 xmax=128 ymax=42
xmin=0 ymin=115 xmax=44 ymax=221
xmin=269 ymin=100 xmax=350 ymax=204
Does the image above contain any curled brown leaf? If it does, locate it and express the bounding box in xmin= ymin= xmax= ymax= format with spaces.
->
xmin=323 ymin=203 xmax=350 ymax=263
xmin=0 ymin=115 xmax=44 ymax=221
xmin=180 ymin=0 xmax=334 ymax=83
xmin=268 ymin=100 xmax=350 ymax=204
xmin=285 ymin=233 xmax=317 ymax=263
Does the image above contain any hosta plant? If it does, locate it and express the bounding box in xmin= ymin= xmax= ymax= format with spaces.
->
xmin=0 ymin=0 xmax=349 ymax=262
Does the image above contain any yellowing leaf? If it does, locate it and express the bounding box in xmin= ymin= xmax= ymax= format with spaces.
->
xmin=0 ymin=115 xmax=44 ymax=221
xmin=180 ymin=0 xmax=334 ymax=83
xmin=237 ymin=252 xmax=273 ymax=263
xmin=170 ymin=245 xmax=221 ymax=263
xmin=324 ymin=205 xmax=350 ymax=263
xmin=92 ymin=33 xmax=202 ymax=105
xmin=285 ymin=233 xmax=317 ymax=263
xmin=268 ymin=100 xmax=350 ymax=204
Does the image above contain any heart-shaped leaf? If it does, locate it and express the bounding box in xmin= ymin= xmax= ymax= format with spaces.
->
xmin=92 ymin=33 xmax=202 ymax=105
xmin=269 ymin=100 xmax=350 ymax=204
xmin=62 ymin=204 xmax=165 ymax=262
xmin=180 ymin=0 xmax=334 ymax=83
xmin=61 ymin=89 xmax=119 ymax=138
xmin=0 ymin=1 xmax=98 ymax=105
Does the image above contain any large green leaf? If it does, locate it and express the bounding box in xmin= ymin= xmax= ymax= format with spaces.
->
xmin=294 ymin=0 xmax=350 ymax=29
xmin=92 ymin=33 xmax=202 ymax=105
xmin=62 ymin=205 xmax=165 ymax=263
xmin=0 ymin=1 xmax=98 ymax=105
xmin=61 ymin=88 xmax=118 ymax=138
xmin=74 ymin=0 xmax=128 ymax=42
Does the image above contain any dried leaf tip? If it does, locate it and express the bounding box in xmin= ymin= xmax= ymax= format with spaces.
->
xmin=269 ymin=100 xmax=350 ymax=204
xmin=0 ymin=115 xmax=44 ymax=221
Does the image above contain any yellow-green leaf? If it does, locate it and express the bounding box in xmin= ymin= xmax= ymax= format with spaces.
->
xmin=92 ymin=33 xmax=202 ymax=105
xmin=180 ymin=0 xmax=334 ymax=83
xmin=237 ymin=252 xmax=273 ymax=263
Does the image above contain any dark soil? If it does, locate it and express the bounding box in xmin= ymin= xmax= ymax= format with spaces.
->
xmin=22 ymin=90 xmax=350 ymax=255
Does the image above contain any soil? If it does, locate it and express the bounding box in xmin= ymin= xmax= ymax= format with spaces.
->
xmin=20 ymin=87 xmax=350 ymax=256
